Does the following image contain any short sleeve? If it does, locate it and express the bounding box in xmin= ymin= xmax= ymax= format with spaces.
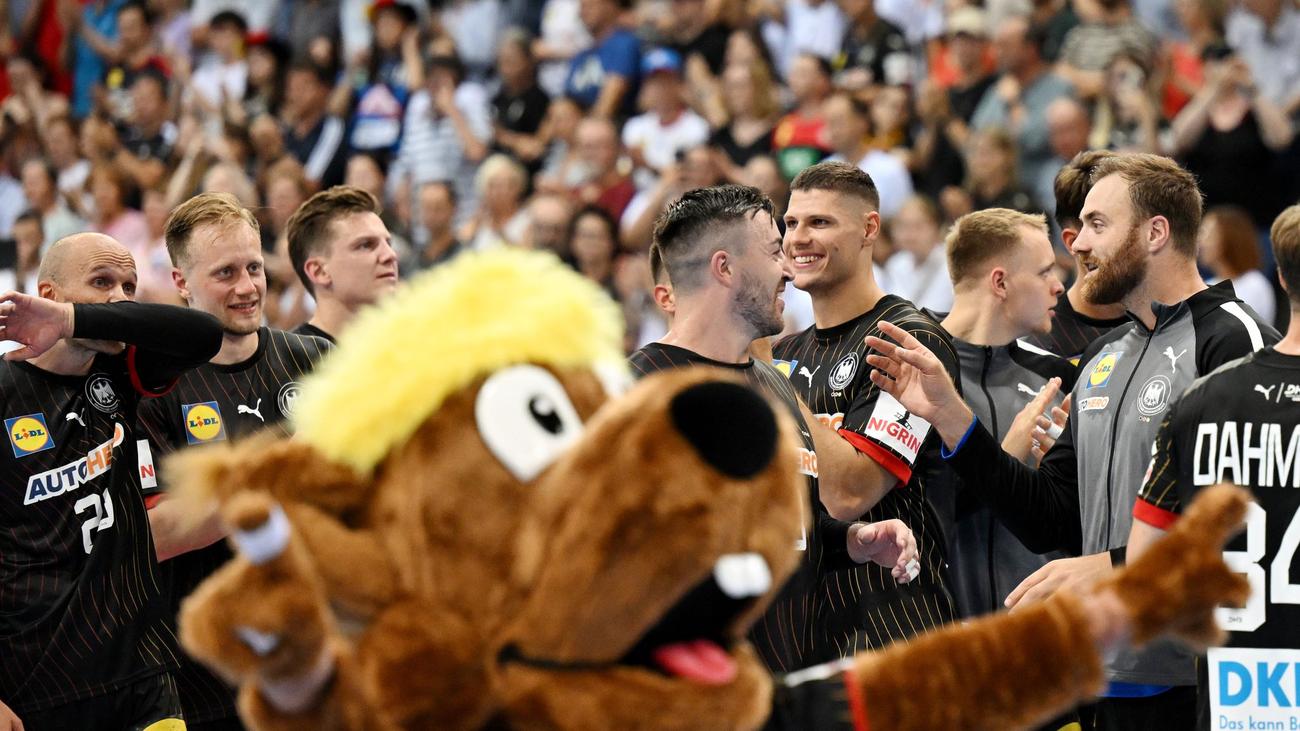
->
xmin=600 ymin=32 xmax=641 ymax=79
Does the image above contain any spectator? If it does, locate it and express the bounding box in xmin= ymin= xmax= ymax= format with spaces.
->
xmin=1039 ymin=96 xmax=1091 ymax=215
xmin=534 ymin=0 xmax=592 ymax=97
xmin=283 ymin=0 xmax=341 ymax=61
xmin=911 ymin=79 xmax=970 ymax=202
xmin=961 ymin=127 xmax=1042 ymax=216
xmin=1055 ymin=0 xmax=1157 ymax=100
xmin=186 ymin=10 xmax=249 ymax=116
xmin=153 ymin=0 xmax=193 ymax=61
xmin=491 ymin=29 xmax=552 ymax=173
xmin=463 ymin=153 xmax=529 ymax=249
xmin=1028 ymin=0 xmax=1081 ymax=63
xmin=342 ymin=0 xmax=422 ymax=157
xmin=248 ymin=112 xmax=289 ymax=178
xmin=405 ymin=180 xmax=463 ymax=271
xmin=1 ymin=209 xmax=41 ymax=293
xmin=568 ymin=115 xmax=635 ymax=221
xmin=1198 ymin=205 xmax=1276 ymax=326
xmin=772 ymin=53 xmax=833 ymax=181
xmin=264 ymin=159 xmax=310 ymax=250
xmin=42 ymin=115 xmax=91 ymax=206
xmin=344 ymin=152 xmax=409 ymax=251
xmin=740 ymin=154 xmax=790 ymax=222
xmin=663 ymin=0 xmax=729 ymax=76
xmin=71 ymin=0 xmax=125 ymax=119
xmin=620 ymin=143 xmax=724 ymax=249
xmin=885 ymin=194 xmax=953 ymax=312
xmin=707 ymin=61 xmax=779 ymax=172
xmin=190 ymin=0 xmax=279 ymax=36
xmin=395 ymin=53 xmax=491 ymax=228
xmin=536 ymin=95 xmax=584 ymax=187
xmin=239 ymin=33 xmax=290 ymax=122
xmin=972 ymin=15 xmax=1074 ymax=203
xmin=757 ymin=0 xmax=846 ymax=80
xmin=442 ymin=0 xmax=507 ymax=80
xmin=19 ymin=158 xmax=85 ymax=252
xmin=523 ymin=191 xmax=574 ymax=256
xmin=1169 ymin=50 xmax=1293 ymax=228
xmin=1088 ymin=50 xmax=1160 ymax=154
xmin=88 ymin=162 xmax=150 ymax=256
xmin=1162 ymin=0 xmax=1227 ymax=119
xmin=282 ymin=59 xmax=348 ymax=189
xmin=868 ymin=84 xmax=912 ymax=151
xmin=823 ymin=91 xmax=912 ymax=218
xmin=107 ymin=70 xmax=177 ymax=190
xmin=941 ymin=7 xmax=996 ymax=123
xmin=874 ymin=0 xmax=945 ymax=46
xmin=199 ymin=161 xmax=259 ymax=210
xmin=99 ymin=1 xmax=169 ymax=124
xmin=622 ymin=48 xmax=710 ymax=189
xmin=137 ymin=185 xmax=183 ymax=303
xmin=567 ymin=204 xmax=621 ymax=295
xmin=834 ymin=0 xmax=910 ymax=90
xmin=1226 ymin=0 xmax=1300 ymax=115
xmin=564 ymin=0 xmax=639 ymax=118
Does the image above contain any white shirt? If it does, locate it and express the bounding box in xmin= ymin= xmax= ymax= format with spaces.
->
xmin=190 ymin=60 xmax=248 ymax=110
xmin=763 ymin=0 xmax=846 ymax=79
xmin=538 ymin=0 xmax=591 ymax=97
xmin=826 ymin=149 xmax=914 ymax=220
xmin=1227 ymin=6 xmax=1300 ymax=108
xmin=884 ymin=247 xmax=953 ymax=313
xmin=622 ymin=109 xmax=711 ymax=190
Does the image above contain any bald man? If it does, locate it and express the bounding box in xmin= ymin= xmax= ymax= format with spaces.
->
xmin=0 ymin=233 xmax=222 ymax=731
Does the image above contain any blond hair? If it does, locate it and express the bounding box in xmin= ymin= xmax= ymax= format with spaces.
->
xmin=165 ymin=192 xmax=261 ymax=269
xmin=1272 ymin=205 xmax=1300 ymax=307
xmin=946 ymin=208 xmax=1049 ymax=285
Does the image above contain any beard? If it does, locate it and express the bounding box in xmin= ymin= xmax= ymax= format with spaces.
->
xmin=1083 ymin=224 xmax=1147 ymax=306
xmin=734 ymin=269 xmax=784 ymax=339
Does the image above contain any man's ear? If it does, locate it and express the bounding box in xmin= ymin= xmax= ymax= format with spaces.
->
xmin=863 ymin=209 xmax=882 ymax=242
xmin=171 ymin=268 xmax=191 ymax=303
xmin=304 ymin=257 xmax=331 ymax=291
xmin=37 ymin=280 xmax=58 ymax=301
xmin=989 ymin=266 xmax=1009 ymax=300
xmin=1147 ymin=216 xmax=1172 ymax=254
xmin=1061 ymin=228 xmax=1078 ymax=250
xmin=708 ymin=249 xmax=732 ymax=286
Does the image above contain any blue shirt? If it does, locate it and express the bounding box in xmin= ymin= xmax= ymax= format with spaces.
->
xmin=73 ymin=0 xmax=127 ymax=118
xmin=563 ymin=29 xmax=640 ymax=112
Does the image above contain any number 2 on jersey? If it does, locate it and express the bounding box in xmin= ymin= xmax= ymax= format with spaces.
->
xmin=1219 ymin=502 xmax=1300 ymax=632
xmin=74 ymin=489 xmax=115 ymax=554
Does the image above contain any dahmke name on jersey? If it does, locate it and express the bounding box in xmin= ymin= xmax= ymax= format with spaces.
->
xmin=24 ymin=423 xmax=125 ymax=505
xmin=1193 ymin=422 xmax=1300 ymax=487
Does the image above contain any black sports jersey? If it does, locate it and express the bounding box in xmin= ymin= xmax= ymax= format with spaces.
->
xmin=773 ymin=295 xmax=960 ymax=653
xmin=292 ymin=321 xmax=336 ymax=344
xmin=1022 ymin=291 xmax=1129 ymax=364
xmin=629 ymin=343 xmax=854 ymax=672
xmin=1136 ymin=347 xmax=1300 ymax=729
xmin=139 ymin=327 xmax=331 ymax=723
xmin=0 ymin=302 xmax=221 ymax=715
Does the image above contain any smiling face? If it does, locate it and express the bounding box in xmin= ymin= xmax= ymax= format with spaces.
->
xmin=174 ymin=220 xmax=266 ymax=336
xmin=783 ymin=188 xmax=877 ymax=294
xmin=730 ymin=211 xmax=792 ymax=339
xmin=1073 ymin=173 xmax=1149 ymax=306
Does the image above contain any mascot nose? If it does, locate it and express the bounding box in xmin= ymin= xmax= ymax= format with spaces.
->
xmin=669 ymin=381 xmax=778 ymax=479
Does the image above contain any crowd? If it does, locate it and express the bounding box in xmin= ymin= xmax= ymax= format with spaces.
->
xmin=2 ymin=0 xmax=1298 ymax=351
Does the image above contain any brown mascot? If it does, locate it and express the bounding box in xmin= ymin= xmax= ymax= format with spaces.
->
xmin=171 ymin=249 xmax=1250 ymax=731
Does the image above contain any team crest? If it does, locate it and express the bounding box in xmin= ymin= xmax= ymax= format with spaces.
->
xmin=6 ymin=413 xmax=54 ymax=458
xmin=828 ymin=352 xmax=859 ymax=391
xmin=278 ymin=382 xmax=303 ymax=417
xmin=1135 ymin=375 xmax=1172 ymax=419
xmin=1087 ymin=352 xmax=1121 ymax=389
xmin=86 ymin=374 xmax=121 ymax=413
xmin=772 ymin=359 xmax=798 ymax=378
xmin=183 ymin=402 xmax=226 ymax=445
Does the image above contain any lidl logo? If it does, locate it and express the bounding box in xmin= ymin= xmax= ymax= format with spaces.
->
xmin=7 ymin=413 xmax=54 ymax=458
xmin=1087 ymin=352 xmax=1121 ymax=389
xmin=772 ymin=359 xmax=798 ymax=378
xmin=183 ymin=402 xmax=226 ymax=445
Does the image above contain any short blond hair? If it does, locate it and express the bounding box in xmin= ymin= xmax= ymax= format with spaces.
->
xmin=946 ymin=208 xmax=1049 ymax=285
xmin=165 ymin=192 xmax=261 ymax=269
xmin=1272 ymin=205 xmax=1300 ymax=307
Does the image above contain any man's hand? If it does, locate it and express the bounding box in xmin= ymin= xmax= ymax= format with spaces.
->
xmin=1006 ymin=552 xmax=1112 ymax=610
xmin=847 ymin=519 xmax=920 ymax=583
xmin=0 ymin=699 xmax=23 ymax=731
xmin=1002 ymin=378 xmax=1067 ymax=466
xmin=864 ymin=320 xmax=973 ymax=447
xmin=0 ymin=291 xmax=75 ymax=361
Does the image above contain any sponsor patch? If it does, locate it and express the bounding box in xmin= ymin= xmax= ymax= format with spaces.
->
xmin=137 ymin=439 xmax=157 ymax=489
xmin=7 ymin=413 xmax=54 ymax=458
xmin=1087 ymin=352 xmax=1121 ymax=389
xmin=183 ymin=402 xmax=226 ymax=445
xmin=1079 ymin=396 xmax=1110 ymax=412
xmin=796 ymin=447 xmax=818 ymax=478
xmin=771 ymin=359 xmax=798 ymax=378
xmin=25 ymin=423 xmax=124 ymax=505
xmin=862 ymin=391 xmax=930 ymax=465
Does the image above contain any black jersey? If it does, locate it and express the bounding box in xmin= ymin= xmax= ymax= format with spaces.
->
xmin=629 ymin=343 xmax=855 ymax=672
xmin=291 ymin=321 xmax=335 ymax=344
xmin=0 ymin=354 xmax=179 ymax=714
xmin=773 ymin=295 xmax=960 ymax=653
xmin=1135 ymin=347 xmax=1300 ymax=728
xmin=1022 ymin=291 xmax=1128 ymax=364
xmin=139 ymin=327 xmax=331 ymax=723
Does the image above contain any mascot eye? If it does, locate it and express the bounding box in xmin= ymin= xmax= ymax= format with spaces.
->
xmin=476 ymin=365 xmax=584 ymax=482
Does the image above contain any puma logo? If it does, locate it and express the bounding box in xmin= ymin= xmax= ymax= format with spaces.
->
xmin=798 ymin=365 xmax=820 ymax=387
xmin=65 ymin=411 xmax=85 ymax=428
xmin=1256 ymin=384 xmax=1276 ymax=400
xmin=1163 ymin=347 xmax=1187 ymax=372
xmin=237 ymin=398 xmax=265 ymax=422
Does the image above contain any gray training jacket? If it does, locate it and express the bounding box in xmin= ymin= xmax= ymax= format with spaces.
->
xmin=945 ymin=281 xmax=1277 ymax=686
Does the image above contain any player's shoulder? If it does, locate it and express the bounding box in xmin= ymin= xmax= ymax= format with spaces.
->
xmin=266 ymin=328 xmax=333 ymax=359
xmin=1076 ymin=320 xmax=1137 ymax=370
xmin=1011 ymin=339 xmax=1079 ymax=385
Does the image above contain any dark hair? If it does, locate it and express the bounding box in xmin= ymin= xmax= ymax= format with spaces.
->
xmin=287 ymin=58 xmax=334 ymax=87
xmin=568 ymin=204 xmax=618 ymax=248
xmin=21 ymin=157 xmax=58 ymax=186
xmin=648 ymin=241 xmax=667 ymax=284
xmin=286 ymin=186 xmax=382 ymax=294
xmin=14 ymin=208 xmax=42 ymax=228
xmin=1204 ymin=206 xmax=1261 ymax=276
xmin=652 ymin=184 xmax=775 ymax=291
xmin=419 ymin=180 xmax=457 ymax=207
xmin=789 ymin=160 xmax=881 ymax=211
xmin=209 ymin=10 xmax=248 ymax=33
xmin=1090 ymin=153 xmax=1203 ymax=257
xmin=1053 ymin=149 xmax=1118 ymax=230
xmin=426 ymin=54 xmax=466 ymax=85
xmin=1272 ymin=205 xmax=1300 ymax=308
xmin=117 ymin=1 xmax=152 ymax=24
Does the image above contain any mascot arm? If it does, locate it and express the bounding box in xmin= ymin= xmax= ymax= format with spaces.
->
xmin=839 ymin=484 xmax=1250 ymax=731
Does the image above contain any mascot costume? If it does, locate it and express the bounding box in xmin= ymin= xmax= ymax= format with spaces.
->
xmin=170 ymin=249 xmax=1250 ymax=731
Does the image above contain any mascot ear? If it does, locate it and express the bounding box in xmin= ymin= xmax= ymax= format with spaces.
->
xmin=165 ymin=431 xmax=371 ymax=516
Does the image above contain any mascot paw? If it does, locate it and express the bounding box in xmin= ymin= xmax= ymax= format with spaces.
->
xmin=1104 ymin=484 xmax=1252 ymax=648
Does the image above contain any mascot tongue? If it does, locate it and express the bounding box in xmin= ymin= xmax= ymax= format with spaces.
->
xmin=651 ymin=640 xmax=736 ymax=685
